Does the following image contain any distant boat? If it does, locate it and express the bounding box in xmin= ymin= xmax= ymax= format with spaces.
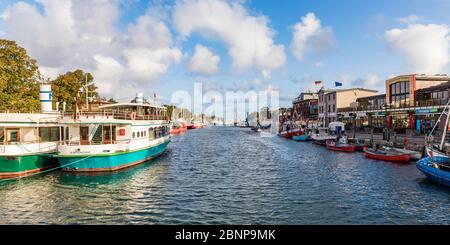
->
xmin=416 ymin=156 xmax=450 ymax=187
xmin=326 ymin=138 xmax=356 ymax=152
xmin=363 ymin=147 xmax=410 ymax=163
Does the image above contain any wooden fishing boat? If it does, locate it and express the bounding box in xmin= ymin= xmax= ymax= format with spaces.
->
xmin=279 ymin=128 xmax=302 ymax=139
xmin=326 ymin=139 xmax=356 ymax=152
xmin=363 ymin=147 xmax=410 ymax=163
xmin=416 ymin=156 xmax=450 ymax=187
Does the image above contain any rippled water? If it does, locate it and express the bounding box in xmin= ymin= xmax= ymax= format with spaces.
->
xmin=0 ymin=127 xmax=449 ymax=224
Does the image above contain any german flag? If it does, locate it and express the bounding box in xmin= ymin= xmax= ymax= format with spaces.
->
xmin=314 ymin=81 xmax=322 ymax=85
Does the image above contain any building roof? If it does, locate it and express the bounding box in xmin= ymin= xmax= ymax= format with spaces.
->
xmin=356 ymin=94 xmax=386 ymax=101
xmin=416 ymin=81 xmax=450 ymax=93
xmin=388 ymin=74 xmax=450 ymax=81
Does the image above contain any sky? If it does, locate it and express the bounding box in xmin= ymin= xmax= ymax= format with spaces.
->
xmin=1 ymin=0 xmax=450 ymax=110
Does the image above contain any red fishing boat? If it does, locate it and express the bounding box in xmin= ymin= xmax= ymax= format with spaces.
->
xmin=279 ymin=128 xmax=302 ymax=139
xmin=363 ymin=147 xmax=410 ymax=163
xmin=326 ymin=139 xmax=356 ymax=152
xmin=170 ymin=127 xmax=181 ymax=134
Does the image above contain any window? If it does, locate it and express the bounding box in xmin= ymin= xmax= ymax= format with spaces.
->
xmin=39 ymin=127 xmax=60 ymax=142
xmin=390 ymin=81 xmax=410 ymax=105
xmin=137 ymin=132 xmax=140 ymax=138
xmin=65 ymin=127 xmax=69 ymax=140
xmin=7 ymin=129 xmax=19 ymax=144
xmin=132 ymin=132 xmax=136 ymax=138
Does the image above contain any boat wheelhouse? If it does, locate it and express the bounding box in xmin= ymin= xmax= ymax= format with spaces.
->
xmin=0 ymin=112 xmax=61 ymax=178
xmin=56 ymin=100 xmax=171 ymax=172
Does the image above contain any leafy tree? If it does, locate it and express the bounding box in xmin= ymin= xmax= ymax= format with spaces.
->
xmin=51 ymin=69 xmax=98 ymax=110
xmin=0 ymin=39 xmax=41 ymax=112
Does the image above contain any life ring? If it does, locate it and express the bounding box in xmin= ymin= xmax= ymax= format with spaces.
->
xmin=130 ymin=112 xmax=136 ymax=120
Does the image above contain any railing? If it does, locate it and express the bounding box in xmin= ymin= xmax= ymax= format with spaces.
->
xmin=62 ymin=111 xmax=169 ymax=121
xmin=60 ymin=138 xmax=132 ymax=146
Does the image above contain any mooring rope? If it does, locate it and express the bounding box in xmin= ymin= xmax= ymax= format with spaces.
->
xmin=0 ymin=155 xmax=93 ymax=182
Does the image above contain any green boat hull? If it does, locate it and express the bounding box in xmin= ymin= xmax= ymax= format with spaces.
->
xmin=0 ymin=154 xmax=59 ymax=179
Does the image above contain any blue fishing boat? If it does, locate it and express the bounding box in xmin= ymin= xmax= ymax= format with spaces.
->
xmin=416 ymin=156 xmax=450 ymax=187
xmin=293 ymin=135 xmax=310 ymax=141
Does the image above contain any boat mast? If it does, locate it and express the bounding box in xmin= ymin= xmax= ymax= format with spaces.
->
xmin=85 ymin=73 xmax=89 ymax=111
xmin=440 ymin=99 xmax=450 ymax=151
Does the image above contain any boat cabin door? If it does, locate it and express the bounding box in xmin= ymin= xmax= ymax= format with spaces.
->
xmin=103 ymin=125 xmax=116 ymax=144
xmin=80 ymin=126 xmax=90 ymax=145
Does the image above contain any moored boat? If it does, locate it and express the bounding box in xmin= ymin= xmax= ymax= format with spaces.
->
xmin=0 ymin=84 xmax=60 ymax=179
xmin=326 ymin=138 xmax=356 ymax=152
xmin=311 ymin=127 xmax=336 ymax=145
xmin=363 ymin=147 xmax=410 ymax=163
xmin=416 ymin=156 xmax=450 ymax=187
xmin=56 ymin=94 xmax=171 ymax=172
xmin=279 ymin=128 xmax=302 ymax=139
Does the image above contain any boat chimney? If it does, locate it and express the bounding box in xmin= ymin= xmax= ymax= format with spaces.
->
xmin=136 ymin=93 xmax=144 ymax=103
xmin=40 ymin=83 xmax=53 ymax=113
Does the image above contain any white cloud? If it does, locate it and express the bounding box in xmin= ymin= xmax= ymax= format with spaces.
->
xmin=1 ymin=0 xmax=182 ymax=98
xmin=173 ymin=0 xmax=285 ymax=78
xmin=291 ymin=12 xmax=335 ymax=60
xmin=396 ymin=15 xmax=421 ymax=25
xmin=188 ymin=44 xmax=220 ymax=75
xmin=384 ymin=23 xmax=450 ymax=74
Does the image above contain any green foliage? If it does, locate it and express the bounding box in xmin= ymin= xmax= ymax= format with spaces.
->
xmin=0 ymin=39 xmax=41 ymax=112
xmin=51 ymin=69 xmax=99 ymax=109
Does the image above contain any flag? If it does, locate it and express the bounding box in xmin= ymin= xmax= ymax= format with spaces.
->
xmin=335 ymin=81 xmax=343 ymax=87
xmin=314 ymin=81 xmax=322 ymax=85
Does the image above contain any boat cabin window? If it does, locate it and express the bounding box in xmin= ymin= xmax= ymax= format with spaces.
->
xmin=65 ymin=127 xmax=69 ymax=140
xmin=6 ymin=129 xmax=19 ymax=144
xmin=39 ymin=127 xmax=60 ymax=142
xmin=137 ymin=132 xmax=140 ymax=138
xmin=132 ymin=132 xmax=136 ymax=138
xmin=0 ymin=127 xmax=4 ymax=145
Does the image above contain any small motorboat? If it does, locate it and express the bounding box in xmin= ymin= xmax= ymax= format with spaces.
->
xmin=293 ymin=134 xmax=311 ymax=141
xmin=326 ymin=138 xmax=356 ymax=152
xmin=416 ymin=156 xmax=450 ymax=187
xmin=363 ymin=147 xmax=410 ymax=163
xmin=311 ymin=127 xmax=336 ymax=145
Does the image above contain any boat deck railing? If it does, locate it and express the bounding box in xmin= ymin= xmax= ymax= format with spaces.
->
xmin=63 ymin=111 xmax=169 ymax=121
xmin=59 ymin=138 xmax=132 ymax=146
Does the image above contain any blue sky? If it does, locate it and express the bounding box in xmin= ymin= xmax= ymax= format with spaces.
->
xmin=1 ymin=0 xmax=450 ymax=108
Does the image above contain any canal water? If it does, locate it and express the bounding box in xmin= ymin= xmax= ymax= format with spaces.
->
xmin=0 ymin=127 xmax=449 ymax=224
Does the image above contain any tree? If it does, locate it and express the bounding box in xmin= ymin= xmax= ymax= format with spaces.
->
xmin=0 ymin=39 xmax=41 ymax=112
xmin=51 ymin=69 xmax=98 ymax=110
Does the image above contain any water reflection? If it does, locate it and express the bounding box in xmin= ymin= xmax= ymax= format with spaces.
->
xmin=0 ymin=127 xmax=449 ymax=224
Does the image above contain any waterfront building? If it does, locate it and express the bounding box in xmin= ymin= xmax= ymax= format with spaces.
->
xmin=292 ymin=92 xmax=318 ymax=125
xmin=339 ymin=94 xmax=387 ymax=132
xmin=385 ymin=74 xmax=450 ymax=133
xmin=318 ymin=88 xmax=378 ymax=127
xmin=337 ymin=74 xmax=450 ymax=134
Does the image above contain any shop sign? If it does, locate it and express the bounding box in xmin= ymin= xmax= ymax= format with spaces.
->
xmin=356 ymin=112 xmax=366 ymax=118
xmin=415 ymin=108 xmax=439 ymax=115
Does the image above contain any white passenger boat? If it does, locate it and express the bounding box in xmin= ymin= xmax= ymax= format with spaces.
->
xmin=56 ymin=94 xmax=171 ymax=172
